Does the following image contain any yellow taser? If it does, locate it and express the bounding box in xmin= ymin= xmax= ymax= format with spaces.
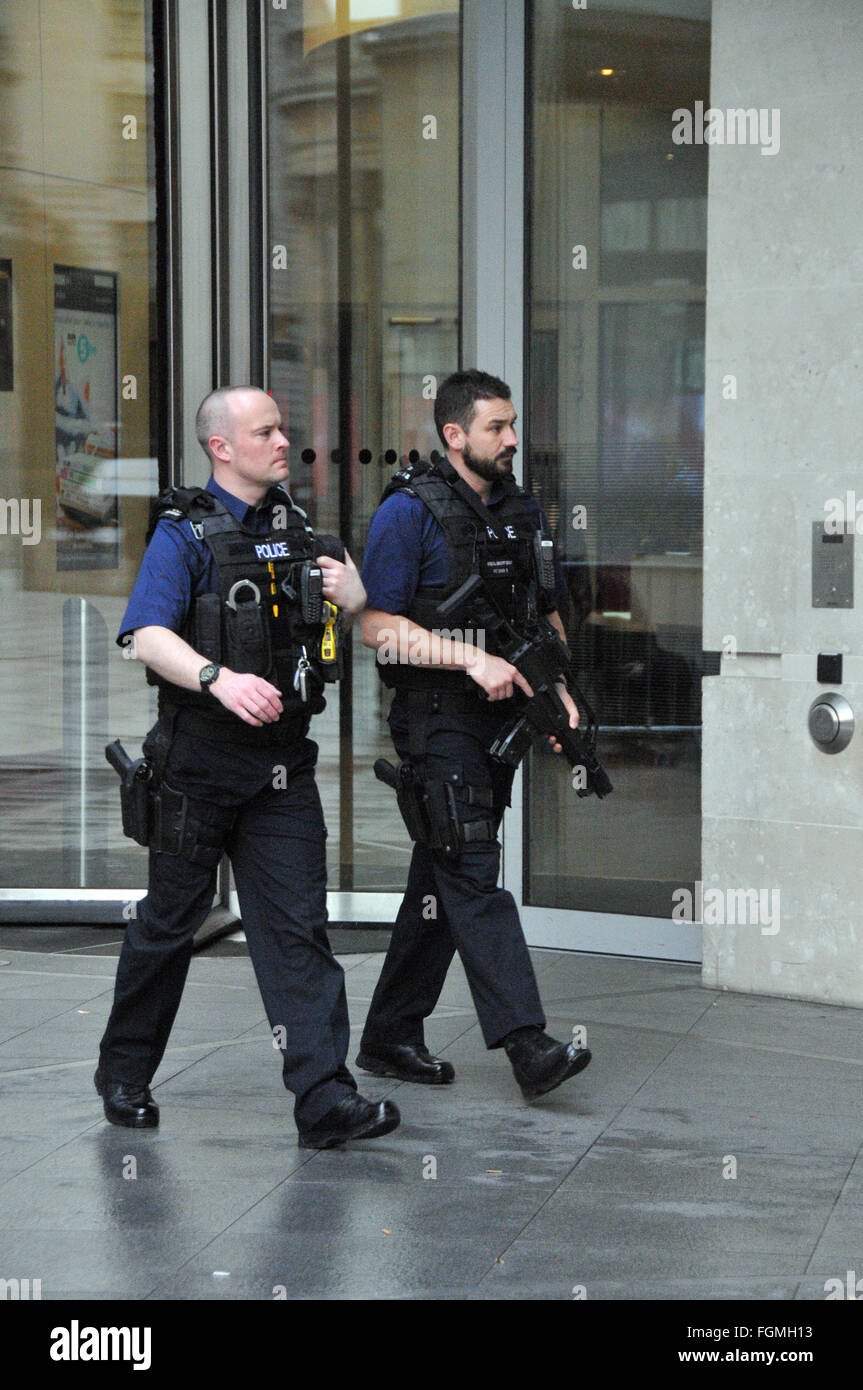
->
xmin=321 ymin=601 xmax=338 ymax=663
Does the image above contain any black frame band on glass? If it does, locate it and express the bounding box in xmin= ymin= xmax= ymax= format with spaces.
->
xmin=247 ymin=0 xmax=266 ymax=388
xmin=209 ymin=0 xmax=231 ymax=388
xmin=152 ymin=0 xmax=180 ymax=489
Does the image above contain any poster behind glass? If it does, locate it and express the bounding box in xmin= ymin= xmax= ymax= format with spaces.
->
xmin=54 ymin=264 xmax=119 ymax=571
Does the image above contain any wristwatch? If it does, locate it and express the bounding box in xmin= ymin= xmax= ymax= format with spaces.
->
xmin=199 ymin=663 xmax=221 ymax=693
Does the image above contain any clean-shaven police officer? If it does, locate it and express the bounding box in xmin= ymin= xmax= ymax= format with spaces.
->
xmin=357 ymin=370 xmax=592 ymax=1099
xmin=96 ymin=386 xmax=400 ymax=1149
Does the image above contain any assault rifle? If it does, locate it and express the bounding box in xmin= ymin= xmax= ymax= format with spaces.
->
xmin=436 ymin=575 xmax=613 ymax=799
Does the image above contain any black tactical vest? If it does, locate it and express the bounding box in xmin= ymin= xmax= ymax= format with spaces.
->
xmin=376 ymin=456 xmax=555 ymax=693
xmin=145 ymin=485 xmax=343 ymax=740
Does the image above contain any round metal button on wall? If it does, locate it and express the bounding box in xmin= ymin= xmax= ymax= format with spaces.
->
xmin=808 ymin=692 xmax=854 ymax=753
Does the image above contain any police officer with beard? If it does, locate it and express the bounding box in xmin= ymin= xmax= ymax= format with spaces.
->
xmin=357 ymin=370 xmax=593 ymax=1100
xmin=96 ymin=386 xmax=400 ymax=1149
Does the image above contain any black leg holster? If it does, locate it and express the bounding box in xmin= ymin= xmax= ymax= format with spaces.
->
xmin=375 ymin=692 xmax=497 ymax=858
xmin=148 ymin=780 xmax=233 ymax=867
xmin=375 ymin=758 xmax=496 ymax=857
xmin=106 ymin=712 xmax=234 ymax=868
xmin=105 ymin=740 xmax=152 ymax=846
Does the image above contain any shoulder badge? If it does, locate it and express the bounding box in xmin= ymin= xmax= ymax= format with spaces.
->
xmin=379 ymin=456 xmax=435 ymax=504
xmin=146 ymin=486 xmax=213 ymax=543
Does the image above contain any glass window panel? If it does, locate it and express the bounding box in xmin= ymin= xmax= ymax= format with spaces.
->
xmin=0 ymin=0 xmax=159 ymax=891
xmin=266 ymin=1 xmax=461 ymax=891
xmin=601 ymin=200 xmax=651 ymax=254
xmin=657 ymin=195 xmax=707 ymax=251
xmin=525 ymin=0 xmax=710 ymax=918
xmin=600 ymin=108 xmax=708 ymax=288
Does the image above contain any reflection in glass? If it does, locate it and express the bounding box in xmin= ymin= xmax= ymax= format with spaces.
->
xmin=266 ymin=1 xmax=461 ymax=889
xmin=0 ymin=0 xmax=159 ymax=889
xmin=525 ymin=0 xmax=710 ymax=917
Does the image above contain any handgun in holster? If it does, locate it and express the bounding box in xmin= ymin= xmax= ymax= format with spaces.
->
xmin=105 ymin=738 xmax=229 ymax=866
xmin=374 ymin=758 xmax=462 ymax=856
xmin=105 ymin=740 xmax=152 ymax=846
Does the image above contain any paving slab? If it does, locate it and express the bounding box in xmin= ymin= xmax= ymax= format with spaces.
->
xmin=146 ymin=1230 xmax=503 ymax=1301
xmin=3 ymin=943 xmax=863 ymax=1300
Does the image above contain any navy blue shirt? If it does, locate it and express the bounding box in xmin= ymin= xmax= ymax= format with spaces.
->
xmin=361 ymin=479 xmax=566 ymax=616
xmin=118 ymin=477 xmax=274 ymax=645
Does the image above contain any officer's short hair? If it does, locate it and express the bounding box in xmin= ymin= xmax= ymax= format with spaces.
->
xmin=434 ymin=369 xmax=511 ymax=447
xmin=195 ymin=387 xmax=241 ymax=464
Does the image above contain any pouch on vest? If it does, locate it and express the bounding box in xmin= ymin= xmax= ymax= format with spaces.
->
xmin=192 ymin=592 xmax=222 ymax=663
xmin=224 ymin=581 xmax=271 ymax=675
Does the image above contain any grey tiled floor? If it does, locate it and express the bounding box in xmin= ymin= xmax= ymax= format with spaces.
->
xmin=1 ymin=942 xmax=862 ymax=1301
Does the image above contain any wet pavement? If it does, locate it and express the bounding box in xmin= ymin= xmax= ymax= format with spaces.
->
xmin=1 ymin=940 xmax=861 ymax=1301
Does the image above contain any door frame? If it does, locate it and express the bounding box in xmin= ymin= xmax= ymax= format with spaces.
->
xmin=465 ymin=0 xmax=702 ymax=962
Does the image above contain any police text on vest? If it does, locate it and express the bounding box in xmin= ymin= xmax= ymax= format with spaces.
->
xmin=255 ymin=541 xmax=293 ymax=560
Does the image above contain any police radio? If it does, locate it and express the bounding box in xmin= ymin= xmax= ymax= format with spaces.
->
xmin=300 ymin=562 xmax=324 ymax=623
xmin=533 ymin=533 xmax=555 ymax=592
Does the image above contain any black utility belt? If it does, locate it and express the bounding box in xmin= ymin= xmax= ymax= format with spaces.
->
xmin=391 ymin=689 xmax=516 ymax=730
xmin=389 ymin=687 xmax=485 ymax=713
xmin=172 ymin=706 xmax=311 ymax=747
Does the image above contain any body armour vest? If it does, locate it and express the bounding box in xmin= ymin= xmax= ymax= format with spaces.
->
xmin=376 ymin=456 xmax=556 ymax=694
xmin=145 ymin=485 xmax=343 ymax=739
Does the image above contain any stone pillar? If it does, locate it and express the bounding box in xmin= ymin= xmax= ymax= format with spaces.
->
xmin=702 ymin=0 xmax=863 ymax=1004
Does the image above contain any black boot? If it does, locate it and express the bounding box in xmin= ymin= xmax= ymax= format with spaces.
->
xmin=94 ymin=1068 xmax=159 ymax=1128
xmin=297 ymin=1094 xmax=401 ymax=1149
xmin=357 ymin=1041 xmax=455 ymax=1085
xmin=503 ymin=1027 xmax=591 ymax=1100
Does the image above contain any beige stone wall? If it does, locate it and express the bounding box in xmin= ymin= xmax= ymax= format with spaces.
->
xmin=702 ymin=0 xmax=863 ymax=1003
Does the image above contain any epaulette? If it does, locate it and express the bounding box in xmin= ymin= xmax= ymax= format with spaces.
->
xmin=379 ymin=457 xmax=435 ymax=504
xmin=146 ymin=486 xmax=215 ymax=543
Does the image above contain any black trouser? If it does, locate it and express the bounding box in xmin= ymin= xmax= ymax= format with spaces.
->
xmin=362 ymin=696 xmax=546 ymax=1051
xmin=98 ymin=728 xmax=355 ymax=1130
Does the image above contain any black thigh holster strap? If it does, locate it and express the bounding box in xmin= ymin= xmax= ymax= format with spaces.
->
xmin=451 ymin=783 xmax=493 ymax=809
xmin=461 ymin=819 xmax=497 ymax=844
xmin=149 ymin=784 xmax=234 ymax=867
xmin=451 ymin=779 xmax=496 ymax=844
xmin=382 ymin=761 xmax=496 ymax=855
xmin=424 ymin=778 xmax=496 ymax=853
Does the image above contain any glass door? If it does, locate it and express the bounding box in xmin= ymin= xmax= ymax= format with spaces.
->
xmin=519 ymin=0 xmax=711 ymax=957
xmin=0 ymin=0 xmax=161 ymax=917
xmin=264 ymin=0 xmax=462 ymax=899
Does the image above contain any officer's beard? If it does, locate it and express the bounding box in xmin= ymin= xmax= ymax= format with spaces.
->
xmin=462 ymin=442 xmax=516 ymax=483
